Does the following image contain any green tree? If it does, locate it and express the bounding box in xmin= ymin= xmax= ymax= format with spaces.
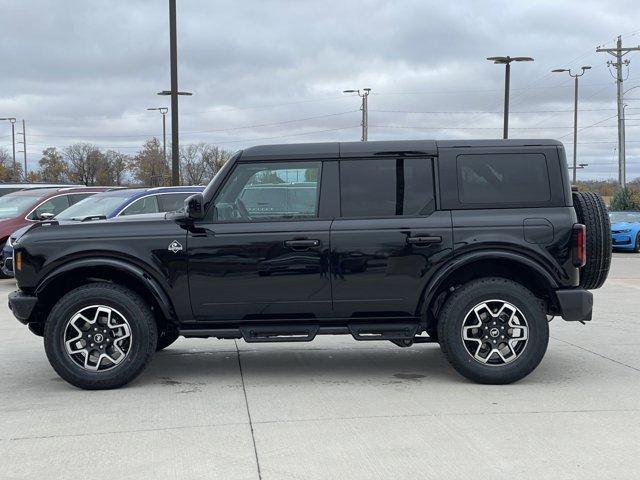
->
xmin=609 ymin=187 xmax=640 ymax=211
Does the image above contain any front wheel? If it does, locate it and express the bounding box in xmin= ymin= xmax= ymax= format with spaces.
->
xmin=44 ymin=283 xmax=157 ymax=390
xmin=437 ymin=277 xmax=549 ymax=384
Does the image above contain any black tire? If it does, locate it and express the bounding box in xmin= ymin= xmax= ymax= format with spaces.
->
xmin=572 ymin=191 xmax=611 ymax=289
xmin=634 ymin=233 xmax=640 ymax=254
xmin=44 ymin=283 xmax=157 ymax=390
xmin=438 ymin=277 xmax=549 ymax=385
xmin=156 ymin=328 xmax=180 ymax=351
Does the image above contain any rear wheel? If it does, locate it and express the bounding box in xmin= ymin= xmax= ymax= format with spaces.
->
xmin=438 ymin=277 xmax=549 ymax=384
xmin=572 ymin=191 xmax=611 ymax=289
xmin=44 ymin=283 xmax=157 ymax=390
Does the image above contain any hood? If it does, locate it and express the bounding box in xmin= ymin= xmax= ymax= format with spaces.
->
xmin=611 ymin=222 xmax=639 ymax=231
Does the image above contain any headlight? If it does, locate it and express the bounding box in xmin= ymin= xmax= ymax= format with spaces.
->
xmin=620 ymin=229 xmax=632 ymax=234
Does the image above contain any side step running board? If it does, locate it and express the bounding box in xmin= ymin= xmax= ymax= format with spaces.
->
xmin=349 ymin=323 xmax=420 ymax=341
xmin=239 ymin=325 xmax=319 ymax=343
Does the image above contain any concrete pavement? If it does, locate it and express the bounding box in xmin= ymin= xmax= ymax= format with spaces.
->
xmin=1 ymin=254 xmax=639 ymax=479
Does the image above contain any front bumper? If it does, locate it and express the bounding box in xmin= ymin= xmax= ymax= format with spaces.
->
xmin=555 ymin=289 xmax=593 ymax=322
xmin=611 ymin=232 xmax=634 ymax=248
xmin=8 ymin=290 xmax=38 ymax=325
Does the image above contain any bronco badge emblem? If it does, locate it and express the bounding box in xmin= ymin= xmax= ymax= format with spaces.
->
xmin=168 ymin=240 xmax=183 ymax=253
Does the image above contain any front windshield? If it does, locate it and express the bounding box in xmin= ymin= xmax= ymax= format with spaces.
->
xmin=609 ymin=211 xmax=640 ymax=224
xmin=56 ymin=194 xmax=131 ymax=220
xmin=0 ymin=194 xmax=41 ymax=219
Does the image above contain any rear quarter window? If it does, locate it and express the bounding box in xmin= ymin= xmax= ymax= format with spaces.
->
xmin=457 ymin=153 xmax=551 ymax=205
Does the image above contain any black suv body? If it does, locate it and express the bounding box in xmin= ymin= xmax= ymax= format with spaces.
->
xmin=8 ymin=139 xmax=609 ymax=389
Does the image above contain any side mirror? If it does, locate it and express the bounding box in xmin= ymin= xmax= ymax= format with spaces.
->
xmin=185 ymin=193 xmax=204 ymax=220
xmin=37 ymin=212 xmax=55 ymax=221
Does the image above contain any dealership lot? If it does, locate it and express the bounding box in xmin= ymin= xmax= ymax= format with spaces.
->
xmin=1 ymin=253 xmax=639 ymax=480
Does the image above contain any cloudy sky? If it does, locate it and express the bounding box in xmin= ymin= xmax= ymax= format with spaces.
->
xmin=1 ymin=0 xmax=640 ymax=180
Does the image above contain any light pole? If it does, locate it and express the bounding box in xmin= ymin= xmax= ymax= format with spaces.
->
xmin=147 ymin=107 xmax=169 ymax=164
xmin=343 ymin=88 xmax=371 ymax=141
xmin=487 ymin=56 xmax=534 ymax=139
xmin=552 ymin=66 xmax=591 ymax=182
xmin=0 ymin=117 xmax=16 ymax=179
xmin=157 ymin=0 xmax=192 ymax=186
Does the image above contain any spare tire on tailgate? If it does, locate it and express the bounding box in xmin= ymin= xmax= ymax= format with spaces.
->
xmin=572 ymin=191 xmax=611 ymax=289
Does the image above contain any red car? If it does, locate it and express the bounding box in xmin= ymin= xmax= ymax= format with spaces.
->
xmin=0 ymin=187 xmax=116 ymax=276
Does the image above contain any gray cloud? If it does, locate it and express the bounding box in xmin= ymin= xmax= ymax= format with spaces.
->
xmin=1 ymin=0 xmax=639 ymax=179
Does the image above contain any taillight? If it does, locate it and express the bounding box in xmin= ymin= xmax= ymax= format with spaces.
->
xmin=572 ymin=224 xmax=586 ymax=267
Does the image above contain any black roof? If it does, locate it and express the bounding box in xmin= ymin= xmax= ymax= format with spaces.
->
xmin=240 ymin=139 xmax=563 ymax=160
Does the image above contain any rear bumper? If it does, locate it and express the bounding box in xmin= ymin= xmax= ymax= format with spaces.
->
xmin=555 ymin=289 xmax=593 ymax=322
xmin=8 ymin=290 xmax=38 ymax=325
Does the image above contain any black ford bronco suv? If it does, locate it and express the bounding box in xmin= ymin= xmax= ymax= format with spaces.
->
xmin=8 ymin=139 xmax=611 ymax=389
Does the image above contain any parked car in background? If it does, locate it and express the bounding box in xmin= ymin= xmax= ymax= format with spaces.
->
xmin=0 ymin=186 xmax=203 ymax=277
xmin=610 ymin=211 xmax=640 ymax=252
xmin=0 ymin=183 xmax=78 ymax=197
xmin=0 ymin=187 xmax=117 ymax=277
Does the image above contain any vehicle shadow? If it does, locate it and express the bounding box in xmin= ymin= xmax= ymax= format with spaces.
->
xmin=140 ymin=343 xmax=462 ymax=385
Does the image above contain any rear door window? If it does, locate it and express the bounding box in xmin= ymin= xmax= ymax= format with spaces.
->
xmin=339 ymin=158 xmax=435 ymax=217
xmin=457 ymin=153 xmax=551 ymax=205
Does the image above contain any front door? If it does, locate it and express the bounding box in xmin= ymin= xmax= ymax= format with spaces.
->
xmin=188 ymin=160 xmax=332 ymax=321
xmin=330 ymin=157 xmax=453 ymax=318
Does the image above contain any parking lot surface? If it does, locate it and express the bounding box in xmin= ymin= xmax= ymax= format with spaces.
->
xmin=1 ymin=253 xmax=640 ymax=479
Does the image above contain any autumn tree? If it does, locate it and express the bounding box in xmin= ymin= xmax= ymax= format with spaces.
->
xmin=38 ymin=147 xmax=69 ymax=183
xmin=97 ymin=150 xmax=129 ymax=186
xmin=179 ymin=143 xmax=232 ymax=185
xmin=0 ymin=148 xmax=23 ymax=182
xmin=130 ymin=138 xmax=170 ymax=186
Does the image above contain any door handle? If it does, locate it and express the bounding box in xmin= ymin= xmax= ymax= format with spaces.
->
xmin=406 ymin=235 xmax=442 ymax=245
xmin=284 ymin=239 xmax=321 ymax=250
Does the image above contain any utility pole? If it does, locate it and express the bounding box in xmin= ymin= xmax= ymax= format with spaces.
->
xmin=343 ymin=88 xmax=371 ymax=141
xmin=16 ymin=120 xmax=27 ymax=180
xmin=597 ymin=36 xmax=640 ymax=188
xmin=147 ymin=107 xmax=169 ymax=163
xmin=486 ymin=56 xmax=534 ymax=139
xmin=0 ymin=117 xmax=16 ymax=178
xmin=552 ymin=66 xmax=591 ymax=183
xmin=158 ymin=0 xmax=192 ymax=186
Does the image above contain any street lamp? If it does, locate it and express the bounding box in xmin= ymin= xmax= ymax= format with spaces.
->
xmin=0 ymin=117 xmax=17 ymax=179
xmin=487 ymin=56 xmax=534 ymax=139
xmin=552 ymin=65 xmax=591 ymax=182
xmin=147 ymin=107 xmax=169 ymax=164
xmin=343 ymin=88 xmax=371 ymax=141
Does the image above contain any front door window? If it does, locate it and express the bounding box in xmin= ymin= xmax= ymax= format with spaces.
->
xmin=211 ymin=162 xmax=321 ymax=222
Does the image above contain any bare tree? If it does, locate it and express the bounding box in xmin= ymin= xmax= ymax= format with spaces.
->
xmin=64 ymin=143 xmax=103 ymax=185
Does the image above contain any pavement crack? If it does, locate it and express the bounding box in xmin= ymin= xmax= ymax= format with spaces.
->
xmin=235 ymin=339 xmax=263 ymax=480
xmin=552 ymin=336 xmax=640 ymax=373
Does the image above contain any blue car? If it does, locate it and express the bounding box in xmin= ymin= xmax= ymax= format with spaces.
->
xmin=1 ymin=186 xmax=203 ymax=276
xmin=610 ymin=211 xmax=640 ymax=252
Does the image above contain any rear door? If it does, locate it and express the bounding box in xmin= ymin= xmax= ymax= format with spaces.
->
xmin=188 ymin=160 xmax=333 ymax=321
xmin=330 ymin=157 xmax=453 ymax=318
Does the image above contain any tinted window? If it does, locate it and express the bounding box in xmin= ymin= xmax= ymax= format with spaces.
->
xmin=457 ymin=154 xmax=550 ymax=205
xmin=157 ymin=193 xmax=191 ymax=212
xmin=340 ymin=158 xmax=435 ymax=217
xmin=31 ymin=195 xmax=70 ymax=219
xmin=212 ymin=162 xmax=321 ymax=221
xmin=68 ymin=193 xmax=94 ymax=205
xmin=121 ymin=196 xmax=159 ymax=216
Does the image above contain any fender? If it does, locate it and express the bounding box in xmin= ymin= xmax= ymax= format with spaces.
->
xmin=420 ymin=249 xmax=559 ymax=315
xmin=35 ymin=257 xmax=176 ymax=321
